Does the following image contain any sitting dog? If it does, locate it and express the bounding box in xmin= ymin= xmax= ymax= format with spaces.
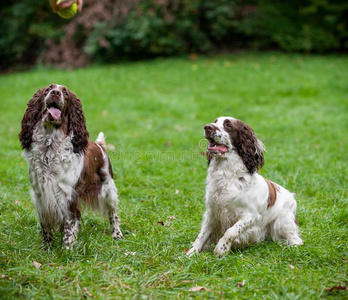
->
xmin=19 ymin=84 xmax=123 ymax=249
xmin=187 ymin=116 xmax=303 ymax=257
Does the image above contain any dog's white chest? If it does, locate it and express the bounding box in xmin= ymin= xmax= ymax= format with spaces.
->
xmin=29 ymin=133 xmax=74 ymax=179
xmin=206 ymin=172 xmax=245 ymax=204
xmin=24 ymin=129 xmax=83 ymax=206
xmin=23 ymin=129 xmax=84 ymax=225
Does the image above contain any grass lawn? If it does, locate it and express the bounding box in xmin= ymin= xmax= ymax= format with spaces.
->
xmin=0 ymin=52 xmax=347 ymax=299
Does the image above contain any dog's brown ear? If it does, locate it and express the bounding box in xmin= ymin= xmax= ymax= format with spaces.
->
xmin=235 ymin=121 xmax=264 ymax=174
xmin=19 ymin=89 xmax=45 ymax=150
xmin=67 ymin=92 xmax=89 ymax=154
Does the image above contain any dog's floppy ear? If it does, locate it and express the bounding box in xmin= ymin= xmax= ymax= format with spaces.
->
xmin=67 ymin=91 xmax=89 ymax=154
xmin=19 ymin=89 xmax=45 ymax=150
xmin=235 ymin=121 xmax=265 ymax=174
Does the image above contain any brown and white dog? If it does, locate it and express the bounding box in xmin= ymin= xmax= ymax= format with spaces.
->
xmin=187 ymin=116 xmax=303 ymax=257
xmin=19 ymin=84 xmax=123 ymax=249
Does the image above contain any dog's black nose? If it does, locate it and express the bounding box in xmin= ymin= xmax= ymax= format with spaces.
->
xmin=50 ymin=89 xmax=61 ymax=97
xmin=204 ymin=124 xmax=215 ymax=132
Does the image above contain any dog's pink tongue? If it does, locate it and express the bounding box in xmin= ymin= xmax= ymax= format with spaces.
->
xmin=208 ymin=144 xmax=228 ymax=153
xmin=215 ymin=145 xmax=228 ymax=153
xmin=48 ymin=107 xmax=61 ymax=120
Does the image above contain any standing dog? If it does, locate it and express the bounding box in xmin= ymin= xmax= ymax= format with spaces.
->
xmin=187 ymin=116 xmax=303 ymax=257
xmin=19 ymin=84 xmax=123 ymax=249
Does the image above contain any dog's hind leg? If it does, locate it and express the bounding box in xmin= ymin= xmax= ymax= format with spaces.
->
xmin=97 ymin=133 xmax=123 ymax=240
xmin=272 ymin=214 xmax=303 ymax=246
xmin=109 ymin=209 xmax=123 ymax=240
xmin=102 ymin=179 xmax=123 ymax=240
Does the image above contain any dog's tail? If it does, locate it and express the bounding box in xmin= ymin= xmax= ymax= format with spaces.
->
xmin=96 ymin=132 xmax=106 ymax=150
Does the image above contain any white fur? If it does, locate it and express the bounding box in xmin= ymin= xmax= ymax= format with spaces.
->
xmin=187 ymin=117 xmax=303 ymax=257
xmin=23 ymin=126 xmax=84 ymax=227
xmin=95 ymin=132 xmax=120 ymax=216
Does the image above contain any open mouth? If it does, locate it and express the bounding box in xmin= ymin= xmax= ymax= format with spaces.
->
xmin=47 ymin=106 xmax=62 ymax=121
xmin=207 ymin=142 xmax=229 ymax=154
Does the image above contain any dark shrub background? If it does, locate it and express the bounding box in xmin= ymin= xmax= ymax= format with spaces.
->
xmin=1 ymin=0 xmax=347 ymax=70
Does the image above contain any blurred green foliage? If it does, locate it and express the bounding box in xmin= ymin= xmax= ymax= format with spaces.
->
xmin=0 ymin=0 xmax=64 ymax=70
xmin=239 ymin=0 xmax=348 ymax=52
xmin=0 ymin=0 xmax=347 ymax=70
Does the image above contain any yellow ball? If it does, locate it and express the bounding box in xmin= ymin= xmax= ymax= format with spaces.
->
xmin=57 ymin=3 xmax=77 ymax=19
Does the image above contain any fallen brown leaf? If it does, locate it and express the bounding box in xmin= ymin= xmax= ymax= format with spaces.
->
xmin=83 ymin=287 xmax=95 ymax=298
xmin=33 ymin=261 xmax=42 ymax=269
xmin=189 ymin=286 xmax=210 ymax=292
xmin=48 ymin=263 xmax=57 ymax=267
xmin=167 ymin=216 xmax=176 ymax=220
xmin=101 ymin=284 xmax=117 ymax=291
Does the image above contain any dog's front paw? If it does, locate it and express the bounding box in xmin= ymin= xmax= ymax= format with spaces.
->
xmin=112 ymin=229 xmax=124 ymax=240
xmin=186 ymin=247 xmax=199 ymax=257
xmin=214 ymin=239 xmax=231 ymax=258
xmin=287 ymin=236 xmax=303 ymax=246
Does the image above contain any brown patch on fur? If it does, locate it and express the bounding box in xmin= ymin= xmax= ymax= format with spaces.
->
xmin=74 ymin=141 xmax=113 ymax=209
xmin=265 ymin=178 xmax=279 ymax=208
xmin=65 ymin=92 xmax=89 ymax=154
xmin=74 ymin=142 xmax=111 ymax=210
xmin=227 ymin=119 xmax=264 ymax=174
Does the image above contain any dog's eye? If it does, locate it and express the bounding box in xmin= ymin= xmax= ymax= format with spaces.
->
xmin=225 ymin=122 xmax=232 ymax=128
xmin=64 ymin=91 xmax=69 ymax=97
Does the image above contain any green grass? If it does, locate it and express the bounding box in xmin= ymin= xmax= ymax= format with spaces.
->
xmin=0 ymin=52 xmax=347 ymax=299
